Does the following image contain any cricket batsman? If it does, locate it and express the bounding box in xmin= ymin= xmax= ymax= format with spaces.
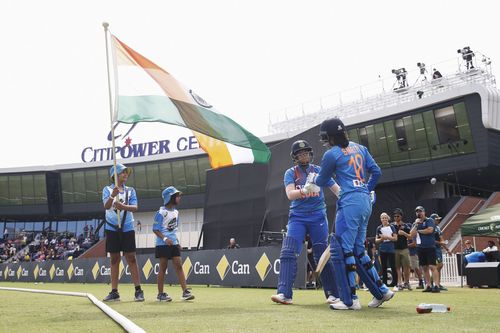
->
xmin=305 ymin=117 xmax=394 ymax=310
xmin=271 ymin=140 xmax=340 ymax=305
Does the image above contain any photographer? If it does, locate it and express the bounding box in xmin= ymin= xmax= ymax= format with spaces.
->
xmin=458 ymin=47 xmax=475 ymax=70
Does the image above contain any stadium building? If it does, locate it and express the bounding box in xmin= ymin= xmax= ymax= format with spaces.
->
xmin=1 ymin=53 xmax=499 ymax=259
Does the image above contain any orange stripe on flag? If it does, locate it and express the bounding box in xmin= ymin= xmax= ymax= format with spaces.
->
xmin=193 ymin=132 xmax=233 ymax=169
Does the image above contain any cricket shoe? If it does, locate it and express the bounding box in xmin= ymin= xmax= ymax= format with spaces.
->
xmin=182 ymin=289 xmax=195 ymax=301
xmin=103 ymin=291 xmax=120 ymax=302
xmin=326 ymin=295 xmax=340 ymax=304
xmin=134 ymin=289 xmax=145 ymax=302
xmin=368 ymin=290 xmax=395 ymax=308
xmin=271 ymin=293 xmax=293 ymax=305
xmin=157 ymin=292 xmax=172 ymax=302
xmin=329 ymin=298 xmax=361 ymax=310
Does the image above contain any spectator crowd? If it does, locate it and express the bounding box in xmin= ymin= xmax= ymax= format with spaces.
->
xmin=0 ymin=226 xmax=99 ymax=264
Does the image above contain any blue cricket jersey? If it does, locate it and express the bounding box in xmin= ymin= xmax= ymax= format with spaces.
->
xmin=102 ymin=185 xmax=137 ymax=232
xmin=415 ymin=217 xmax=436 ymax=248
xmin=315 ymin=141 xmax=381 ymax=196
xmin=153 ymin=206 xmax=180 ymax=246
xmin=284 ymin=164 xmax=334 ymax=213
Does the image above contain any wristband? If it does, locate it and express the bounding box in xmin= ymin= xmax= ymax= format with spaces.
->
xmin=110 ymin=196 xmax=116 ymax=200
xmin=163 ymin=237 xmax=168 ymax=242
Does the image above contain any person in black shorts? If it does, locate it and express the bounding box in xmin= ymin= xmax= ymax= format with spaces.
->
xmin=410 ymin=206 xmax=439 ymax=293
xmin=102 ymin=163 xmax=144 ymax=302
xmin=153 ymin=186 xmax=194 ymax=302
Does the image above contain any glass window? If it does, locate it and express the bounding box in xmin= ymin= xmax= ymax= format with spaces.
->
xmin=185 ymin=159 xmax=200 ymax=194
xmin=423 ymin=110 xmax=451 ymax=159
xmin=34 ymin=222 xmax=44 ymax=232
xmin=347 ymin=128 xmax=360 ymax=143
xmin=57 ymin=221 xmax=67 ymax=233
xmin=435 ymin=106 xmax=460 ymax=144
xmin=394 ymin=119 xmax=408 ymax=151
xmin=384 ymin=120 xmax=409 ymax=167
xmin=358 ymin=127 xmax=369 ymax=148
xmin=24 ymin=221 xmax=34 ymax=232
xmin=97 ymin=168 xmax=109 ymax=199
xmin=404 ymin=115 xmax=431 ymax=163
xmin=198 ymin=157 xmax=210 ymax=192
xmin=373 ymin=123 xmax=390 ymax=168
xmin=15 ymin=222 xmax=25 ymax=233
xmin=73 ymin=171 xmax=86 ymax=203
xmin=132 ymin=164 xmax=148 ymax=199
xmin=146 ymin=163 xmax=161 ymax=198
xmin=66 ymin=221 xmax=77 ymax=236
xmin=85 ymin=170 xmax=99 ymax=202
xmin=76 ymin=221 xmax=85 ymax=237
xmin=454 ymin=102 xmax=475 ymax=154
xmin=171 ymin=160 xmax=187 ymax=193
xmin=33 ymin=174 xmax=47 ymax=204
xmin=0 ymin=176 xmax=9 ymax=206
xmin=61 ymin=172 xmax=74 ymax=204
xmin=8 ymin=175 xmax=22 ymax=205
xmin=159 ymin=162 xmax=173 ymax=189
xmin=21 ymin=174 xmax=35 ymax=205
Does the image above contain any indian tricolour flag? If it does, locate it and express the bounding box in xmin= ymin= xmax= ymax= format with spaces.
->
xmin=110 ymin=35 xmax=271 ymax=169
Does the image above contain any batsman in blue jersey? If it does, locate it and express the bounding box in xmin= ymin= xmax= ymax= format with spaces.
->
xmin=308 ymin=117 xmax=394 ymax=310
xmin=271 ymin=140 xmax=340 ymax=305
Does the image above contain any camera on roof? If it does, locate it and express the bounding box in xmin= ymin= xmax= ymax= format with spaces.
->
xmin=391 ymin=68 xmax=406 ymax=76
xmin=457 ymin=46 xmax=474 ymax=60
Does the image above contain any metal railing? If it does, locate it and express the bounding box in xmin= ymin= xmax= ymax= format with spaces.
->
xmin=440 ymin=253 xmax=463 ymax=286
xmin=269 ymin=53 xmax=496 ymax=134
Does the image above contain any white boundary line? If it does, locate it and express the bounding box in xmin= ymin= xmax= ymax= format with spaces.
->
xmin=0 ymin=287 xmax=146 ymax=333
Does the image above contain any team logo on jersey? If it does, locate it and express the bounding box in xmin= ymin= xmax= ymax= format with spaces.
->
xmin=167 ymin=217 xmax=178 ymax=231
xmin=337 ymin=125 xmax=343 ymax=130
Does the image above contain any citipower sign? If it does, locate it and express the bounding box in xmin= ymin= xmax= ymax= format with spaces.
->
xmin=80 ymin=123 xmax=200 ymax=163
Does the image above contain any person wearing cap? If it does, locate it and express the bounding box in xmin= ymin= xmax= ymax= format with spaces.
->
xmin=102 ymin=163 xmax=144 ymax=302
xmin=392 ymin=208 xmax=412 ymax=291
xmin=410 ymin=206 xmax=439 ymax=293
xmin=431 ymin=213 xmax=452 ymax=291
xmin=152 ymin=186 xmax=194 ymax=302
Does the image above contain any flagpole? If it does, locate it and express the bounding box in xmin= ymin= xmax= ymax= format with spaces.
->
xmin=103 ymin=22 xmax=121 ymax=228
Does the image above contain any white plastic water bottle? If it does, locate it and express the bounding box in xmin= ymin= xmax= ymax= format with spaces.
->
xmin=416 ymin=303 xmax=450 ymax=313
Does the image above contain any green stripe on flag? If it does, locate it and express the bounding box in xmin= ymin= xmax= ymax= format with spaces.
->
xmin=117 ymin=96 xmax=186 ymax=127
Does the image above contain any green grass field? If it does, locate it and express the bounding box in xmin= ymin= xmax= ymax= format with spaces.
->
xmin=1 ymin=282 xmax=499 ymax=332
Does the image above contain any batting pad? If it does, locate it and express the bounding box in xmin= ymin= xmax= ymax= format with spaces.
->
xmin=0 ymin=287 xmax=145 ymax=333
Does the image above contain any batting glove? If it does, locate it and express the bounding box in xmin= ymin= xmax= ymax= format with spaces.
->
xmin=302 ymin=182 xmax=320 ymax=195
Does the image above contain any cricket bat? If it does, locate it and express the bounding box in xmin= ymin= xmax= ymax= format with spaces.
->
xmin=315 ymin=245 xmax=331 ymax=274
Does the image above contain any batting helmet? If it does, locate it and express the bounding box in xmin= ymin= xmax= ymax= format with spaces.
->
xmin=290 ymin=140 xmax=313 ymax=165
xmin=319 ymin=117 xmax=348 ymax=147
xmin=162 ymin=186 xmax=182 ymax=204
xmin=109 ymin=163 xmax=132 ymax=180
